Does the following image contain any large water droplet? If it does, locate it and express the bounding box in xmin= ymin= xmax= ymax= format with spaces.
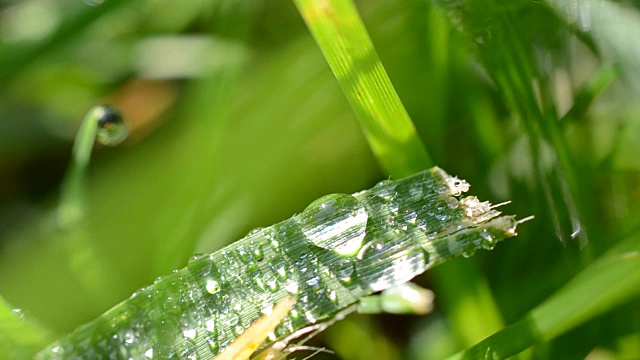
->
xmin=297 ymin=194 xmax=368 ymax=256
xmin=93 ymin=105 xmax=128 ymax=146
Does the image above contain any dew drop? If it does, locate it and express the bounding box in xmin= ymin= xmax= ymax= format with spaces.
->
xmin=306 ymin=276 xmax=320 ymax=288
xmin=224 ymin=313 xmax=239 ymax=326
xmin=206 ymin=337 xmax=218 ymax=354
xmin=290 ymin=308 xmax=300 ymax=318
xmin=335 ymin=266 xmax=354 ymax=285
xmin=264 ymin=273 xmax=278 ymax=292
xmin=93 ymin=105 xmax=128 ymax=146
xmin=275 ymin=264 xmax=287 ymax=278
xmin=446 ymin=197 xmax=459 ymax=209
xmin=252 ymin=244 xmax=265 ymax=262
xmin=124 ymin=331 xmax=134 ymax=344
xmin=328 ymin=290 xmax=337 ymax=302
xmin=297 ymin=194 xmax=368 ymax=256
xmin=417 ymin=219 xmax=428 ymax=231
xmin=206 ymin=280 xmax=221 ymax=294
xmin=480 ymin=230 xmax=496 ymax=250
xmin=235 ymin=325 xmax=245 ymax=336
xmin=11 ymin=308 xmax=24 ymax=321
xmin=405 ymin=210 xmax=417 ymax=225
xmin=285 ymin=281 xmax=299 ymax=294
xmin=183 ymin=328 xmax=196 ymax=340
xmin=235 ymin=246 xmax=252 ymax=263
xmin=144 ymin=348 xmax=153 ymax=359
xmin=205 ymin=319 xmax=215 ymax=333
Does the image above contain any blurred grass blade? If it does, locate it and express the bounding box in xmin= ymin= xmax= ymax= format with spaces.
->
xmin=560 ymin=64 xmax=617 ymax=125
xmin=1 ymin=295 xmax=54 ymax=359
xmin=447 ymin=228 xmax=640 ymax=360
xmin=293 ymin=0 xmax=432 ymax=177
xmin=0 ymin=0 xmax=128 ymax=92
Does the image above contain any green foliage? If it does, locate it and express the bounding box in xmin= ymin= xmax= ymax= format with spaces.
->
xmin=1 ymin=0 xmax=640 ymax=359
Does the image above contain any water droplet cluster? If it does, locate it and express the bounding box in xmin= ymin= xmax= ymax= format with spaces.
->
xmin=35 ymin=167 xmax=522 ymax=359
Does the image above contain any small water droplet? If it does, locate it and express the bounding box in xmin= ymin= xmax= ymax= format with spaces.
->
xmin=124 ymin=331 xmax=134 ymax=344
xmin=249 ymin=227 xmax=263 ymax=236
xmin=252 ymin=244 xmax=264 ymax=262
xmin=144 ymin=348 xmax=153 ymax=359
xmin=335 ymin=266 xmax=354 ymax=285
xmin=297 ymin=194 xmax=368 ymax=256
xmin=235 ymin=325 xmax=245 ymax=336
xmin=461 ymin=249 xmax=476 ymax=258
xmin=93 ymin=105 xmax=128 ymax=146
xmin=328 ymin=290 xmax=337 ymax=302
xmin=290 ymin=308 xmax=300 ymax=318
xmin=446 ymin=197 xmax=459 ymax=209
xmin=306 ymin=277 xmax=321 ymax=291
xmin=285 ymin=281 xmax=299 ymax=294
xmin=11 ymin=308 xmax=24 ymax=321
xmin=225 ymin=313 xmax=239 ymax=326
xmin=405 ymin=210 xmax=417 ymax=225
xmin=183 ymin=328 xmax=196 ymax=340
xmin=206 ymin=336 xmax=218 ymax=353
xmin=417 ymin=219 xmax=428 ymax=231
xmin=265 ymin=274 xmax=278 ymax=292
xmin=435 ymin=214 xmax=448 ymax=222
xmin=480 ymin=230 xmax=496 ymax=250
xmin=235 ymin=245 xmax=252 ymax=263
xmin=206 ymin=280 xmax=220 ymax=294
xmin=389 ymin=202 xmax=399 ymax=214
xmin=205 ymin=319 xmax=215 ymax=333
xmin=276 ymin=264 xmax=287 ymax=278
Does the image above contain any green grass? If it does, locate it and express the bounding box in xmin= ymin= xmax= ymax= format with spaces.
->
xmin=1 ymin=0 xmax=640 ymax=359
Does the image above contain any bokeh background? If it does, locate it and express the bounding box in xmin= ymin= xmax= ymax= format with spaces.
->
xmin=1 ymin=0 xmax=640 ymax=359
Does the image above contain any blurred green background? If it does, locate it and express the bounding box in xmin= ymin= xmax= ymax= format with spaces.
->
xmin=1 ymin=0 xmax=640 ymax=359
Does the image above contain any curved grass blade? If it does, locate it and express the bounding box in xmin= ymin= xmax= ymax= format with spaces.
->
xmin=36 ymin=167 xmax=524 ymax=359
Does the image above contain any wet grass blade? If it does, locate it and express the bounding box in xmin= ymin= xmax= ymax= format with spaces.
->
xmin=35 ymin=167 xmax=522 ymax=359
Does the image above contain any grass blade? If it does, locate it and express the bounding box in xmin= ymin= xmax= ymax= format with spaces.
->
xmin=447 ymin=228 xmax=640 ymax=360
xmin=293 ymin=0 xmax=432 ymax=177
